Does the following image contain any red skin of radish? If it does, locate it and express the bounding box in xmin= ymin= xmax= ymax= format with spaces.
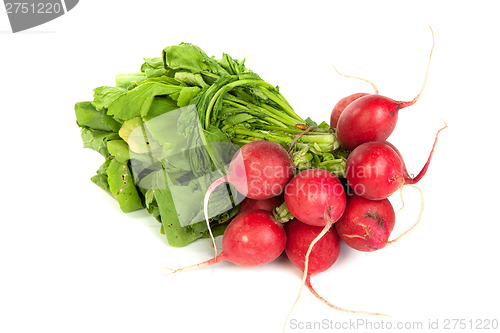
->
xmin=221 ymin=209 xmax=286 ymax=266
xmin=203 ymin=140 xmax=292 ymax=259
xmin=176 ymin=210 xmax=286 ymax=271
xmin=238 ymin=195 xmax=284 ymax=214
xmin=389 ymin=123 xmax=447 ymax=185
xmin=337 ymin=95 xmax=415 ymax=150
xmin=285 ymin=219 xmax=341 ymax=274
xmin=383 ymin=141 xmax=410 ymax=179
xmin=228 ymin=140 xmax=294 ymax=200
xmin=335 ymin=194 xmax=395 ymax=252
xmin=330 ymin=93 xmax=369 ymax=129
xmin=346 ymin=125 xmax=447 ymax=200
xmin=336 ymin=27 xmax=435 ymax=150
xmin=284 ymin=169 xmax=346 ymax=227
xmin=283 ymin=218 xmax=384 ymax=316
xmin=346 ymin=141 xmax=405 ymax=200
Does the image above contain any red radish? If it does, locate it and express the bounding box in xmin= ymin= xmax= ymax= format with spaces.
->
xmin=223 ymin=140 xmax=294 ymax=200
xmin=346 ymin=141 xmax=405 ymax=200
xmin=335 ymin=194 xmax=396 ymax=252
xmin=172 ymin=210 xmax=286 ymax=272
xmin=383 ymin=141 xmax=411 ymax=179
xmin=394 ymin=123 xmax=447 ymax=185
xmin=203 ymin=140 xmax=294 ymax=259
xmin=283 ymin=219 xmax=386 ymax=321
xmin=336 ymin=94 xmax=414 ymax=150
xmin=346 ymin=124 xmax=447 ymax=200
xmin=238 ymin=195 xmax=284 ymax=214
xmin=336 ymin=27 xmax=435 ymax=150
xmin=282 ymin=169 xmax=348 ymax=320
xmin=330 ymin=93 xmax=370 ymax=129
xmin=283 ymin=169 xmax=346 ymax=271
xmin=284 ymin=168 xmax=346 ymax=227
xmin=285 ymin=219 xmax=341 ymax=275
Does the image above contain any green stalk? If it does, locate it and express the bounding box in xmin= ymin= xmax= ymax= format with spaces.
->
xmin=205 ymin=79 xmax=264 ymax=128
xmin=222 ymin=100 xmax=289 ymax=128
xmin=259 ymin=103 xmax=303 ymax=127
xmin=257 ymin=124 xmax=332 ymax=134
xmin=232 ymin=128 xmax=268 ymax=139
xmin=228 ymin=90 xmax=303 ymax=127
xmin=205 ymin=78 xmax=306 ymax=129
xmin=258 ymin=87 xmax=303 ymax=122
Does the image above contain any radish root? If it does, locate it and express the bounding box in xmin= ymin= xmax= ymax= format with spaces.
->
xmin=283 ymin=220 xmax=333 ymax=332
xmin=203 ymin=176 xmax=228 ymax=272
xmin=405 ymin=121 xmax=448 ymax=185
xmin=396 ymin=186 xmax=405 ymax=213
xmin=305 ymin=276 xmax=390 ymax=316
xmin=283 ymin=216 xmax=388 ymax=331
xmin=399 ymin=25 xmax=435 ymax=109
xmin=170 ymin=253 xmax=227 ymax=274
xmin=388 ymin=185 xmax=424 ymax=245
xmin=331 ymin=65 xmax=379 ymax=94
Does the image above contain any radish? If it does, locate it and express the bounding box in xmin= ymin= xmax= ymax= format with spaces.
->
xmin=335 ymin=194 xmax=396 ymax=252
xmin=219 ymin=140 xmax=295 ymax=200
xmin=336 ymin=26 xmax=435 ymax=150
xmin=283 ymin=169 xmax=346 ymax=267
xmin=330 ymin=93 xmax=370 ymax=129
xmin=283 ymin=219 xmax=386 ymax=323
xmin=285 ymin=219 xmax=341 ymax=277
xmin=282 ymin=169 xmax=349 ymax=319
xmin=383 ymin=140 xmax=411 ymax=180
xmin=238 ymin=195 xmax=284 ymax=214
xmin=284 ymin=168 xmax=346 ymax=227
xmin=346 ymin=141 xmax=405 ymax=200
xmin=346 ymin=124 xmax=447 ymax=200
xmin=172 ymin=209 xmax=286 ymax=272
xmin=203 ymin=140 xmax=294 ymax=260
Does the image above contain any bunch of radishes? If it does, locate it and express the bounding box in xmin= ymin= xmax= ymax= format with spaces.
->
xmin=172 ymin=27 xmax=445 ymax=318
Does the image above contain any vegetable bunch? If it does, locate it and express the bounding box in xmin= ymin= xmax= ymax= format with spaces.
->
xmin=75 ymin=43 xmax=346 ymax=247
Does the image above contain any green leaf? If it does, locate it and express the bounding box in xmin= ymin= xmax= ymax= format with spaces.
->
xmin=141 ymin=57 xmax=167 ymax=78
xmin=177 ymin=86 xmax=201 ymax=107
xmin=163 ymin=43 xmax=212 ymax=74
xmin=107 ymin=159 xmax=143 ymax=213
xmin=174 ymin=71 xmax=208 ymax=88
xmin=107 ymin=81 xmax=182 ymax=121
xmin=163 ymin=43 xmax=228 ymax=76
xmin=80 ymin=128 xmax=120 ymax=157
xmin=150 ymin=171 xmax=200 ymax=247
xmin=107 ymin=140 xmax=130 ymax=163
xmin=222 ymin=113 xmax=255 ymax=126
xmin=318 ymin=121 xmax=330 ymax=130
xmin=92 ymin=86 xmax=127 ymax=111
xmin=91 ymin=159 xmax=111 ymax=193
xmin=115 ymin=72 xmax=147 ymax=90
xmin=218 ymin=53 xmax=246 ymax=75
xmin=75 ymin=102 xmax=121 ymax=132
xmin=149 ymin=169 xmax=238 ymax=247
xmin=304 ymin=117 xmax=318 ymax=127
xmin=143 ymin=96 xmax=179 ymax=121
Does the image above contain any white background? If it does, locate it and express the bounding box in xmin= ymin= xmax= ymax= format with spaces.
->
xmin=1 ymin=1 xmax=499 ymax=332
